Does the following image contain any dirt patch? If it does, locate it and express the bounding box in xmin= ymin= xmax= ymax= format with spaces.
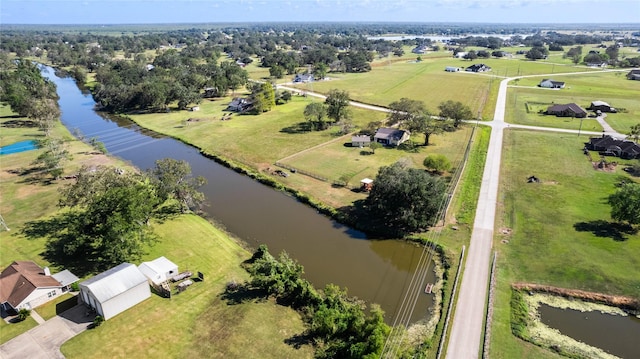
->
xmin=592 ymin=161 xmax=617 ymax=172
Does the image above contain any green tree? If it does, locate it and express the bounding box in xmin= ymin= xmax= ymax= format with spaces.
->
xmin=26 ymin=166 xmax=161 ymax=273
xmin=31 ymin=137 xmax=71 ymax=179
xmin=608 ymin=183 xmax=640 ymax=225
xmin=408 ymin=113 xmax=445 ymax=146
xmin=606 ymin=45 xmax=619 ymax=63
xmin=423 ymin=154 xmax=452 ymax=174
xmin=148 ymin=158 xmax=206 ymax=213
xmin=17 ymin=309 xmax=31 ymax=322
xmin=525 ymin=46 xmax=548 ymax=60
xmin=303 ymin=102 xmax=328 ymax=130
xmin=313 ymin=63 xmax=328 ymax=80
xmin=627 ymin=123 xmax=640 ymax=142
xmin=438 ymin=100 xmax=474 ymax=128
xmin=269 ymin=65 xmax=285 ymax=79
xmin=369 ymin=141 xmax=382 ymax=154
xmin=387 ymin=98 xmax=426 ymax=126
xmin=325 ymin=89 xmax=351 ymax=123
xmin=364 ymin=161 xmax=447 ymax=235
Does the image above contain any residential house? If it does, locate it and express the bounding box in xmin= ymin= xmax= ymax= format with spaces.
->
xmin=374 ymin=128 xmax=410 ymax=146
xmin=586 ymin=135 xmax=640 ymax=159
xmin=545 ymin=103 xmax=588 ymax=118
xmin=454 ymin=52 xmax=467 ymax=59
xmin=465 ymin=64 xmax=491 ymax=72
xmin=588 ymin=101 xmax=616 ymax=113
xmin=79 ymin=263 xmax=150 ymax=320
xmin=351 ymin=135 xmax=371 ymax=147
xmin=412 ymin=45 xmax=429 ymax=54
xmin=0 ymin=261 xmax=79 ymax=313
xmin=445 ymin=66 xmax=460 ymax=72
xmin=626 ymin=69 xmax=640 ymax=80
xmin=538 ymin=79 xmax=565 ymax=89
xmin=293 ymin=73 xmax=314 ymax=83
xmin=226 ymin=97 xmax=252 ymax=112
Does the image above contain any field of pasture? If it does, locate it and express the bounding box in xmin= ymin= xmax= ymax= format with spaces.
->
xmin=490 ymin=130 xmax=640 ymax=358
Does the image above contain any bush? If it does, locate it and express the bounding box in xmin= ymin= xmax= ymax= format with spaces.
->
xmin=92 ymin=315 xmax=104 ymax=328
xmin=510 ymin=289 xmax=529 ymax=339
xmin=17 ymin=308 xmax=31 ymax=322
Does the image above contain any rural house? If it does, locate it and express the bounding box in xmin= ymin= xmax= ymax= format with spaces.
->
xmin=586 ymin=135 xmax=640 ymax=159
xmin=226 ymin=97 xmax=252 ymax=112
xmin=374 ymin=128 xmax=410 ymax=146
xmin=293 ymin=73 xmax=314 ymax=83
xmin=587 ymin=101 xmax=616 ymax=113
xmin=538 ymin=79 xmax=565 ymax=89
xmin=138 ymin=256 xmax=179 ymax=286
xmin=79 ymin=263 xmax=150 ymax=320
xmin=545 ymin=103 xmax=588 ymax=118
xmin=465 ymin=64 xmax=491 ymax=72
xmin=445 ymin=66 xmax=460 ymax=72
xmin=351 ymin=135 xmax=371 ymax=147
xmin=0 ymin=261 xmax=79 ymax=313
xmin=626 ymin=69 xmax=640 ymax=80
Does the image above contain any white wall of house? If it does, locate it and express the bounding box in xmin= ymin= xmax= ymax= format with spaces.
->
xmin=18 ymin=287 xmax=63 ymax=310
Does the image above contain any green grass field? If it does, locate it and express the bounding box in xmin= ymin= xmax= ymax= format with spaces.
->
xmin=61 ymin=214 xmax=313 ymax=359
xmin=490 ymin=130 xmax=640 ymax=358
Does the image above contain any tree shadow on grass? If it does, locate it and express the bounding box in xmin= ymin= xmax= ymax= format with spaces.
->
xmin=284 ymin=332 xmax=314 ymax=349
xmin=1 ymin=119 xmax=38 ymax=127
xmin=220 ymin=284 xmax=267 ymax=305
xmin=280 ymin=122 xmax=311 ymax=134
xmin=574 ymin=220 xmax=638 ymax=241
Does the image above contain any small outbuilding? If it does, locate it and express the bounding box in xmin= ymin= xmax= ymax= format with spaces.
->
xmin=138 ymin=256 xmax=179 ymax=286
xmin=626 ymin=69 xmax=640 ymax=80
xmin=293 ymin=73 xmax=314 ymax=83
xmin=445 ymin=66 xmax=460 ymax=72
xmin=79 ymin=263 xmax=150 ymax=320
xmin=351 ymin=135 xmax=371 ymax=147
xmin=587 ymin=101 xmax=616 ymax=113
xmin=360 ymin=178 xmax=373 ymax=191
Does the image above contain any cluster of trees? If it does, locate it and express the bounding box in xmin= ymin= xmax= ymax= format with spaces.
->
xmin=364 ymin=161 xmax=447 ymax=236
xmin=304 ymin=89 xmax=353 ymax=133
xmin=609 ymin=182 xmax=640 ymax=226
xmin=94 ymin=49 xmax=248 ymax=112
xmin=237 ymin=245 xmax=390 ymax=358
xmin=23 ymin=159 xmax=206 ymax=274
xmin=385 ymin=98 xmax=473 ymax=146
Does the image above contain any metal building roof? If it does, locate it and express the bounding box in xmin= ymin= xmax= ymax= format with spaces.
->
xmin=80 ymin=263 xmax=148 ymax=303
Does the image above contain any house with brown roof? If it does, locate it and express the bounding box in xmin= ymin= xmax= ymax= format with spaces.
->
xmin=0 ymin=261 xmax=79 ymax=313
xmin=545 ymin=103 xmax=588 ymax=118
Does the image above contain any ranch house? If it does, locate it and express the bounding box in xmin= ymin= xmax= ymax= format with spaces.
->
xmin=374 ymin=128 xmax=410 ymax=146
xmin=539 ymin=79 xmax=565 ymax=89
xmin=0 ymin=261 xmax=79 ymax=313
xmin=545 ymin=103 xmax=587 ymax=118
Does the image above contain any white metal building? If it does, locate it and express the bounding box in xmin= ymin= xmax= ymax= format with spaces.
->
xmin=79 ymin=263 xmax=150 ymax=320
xmin=138 ymin=256 xmax=179 ymax=286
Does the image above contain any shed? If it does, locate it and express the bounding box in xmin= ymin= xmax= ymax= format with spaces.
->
xmin=138 ymin=257 xmax=179 ymax=286
xmin=351 ymin=135 xmax=371 ymax=147
xmin=445 ymin=66 xmax=460 ymax=72
xmin=360 ymin=178 xmax=373 ymax=191
xmin=79 ymin=263 xmax=150 ymax=320
xmin=539 ymin=79 xmax=565 ymax=89
xmin=588 ymin=101 xmax=616 ymax=113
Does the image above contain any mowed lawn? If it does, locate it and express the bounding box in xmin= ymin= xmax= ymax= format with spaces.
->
xmin=61 ymin=215 xmax=313 ymax=359
xmin=279 ymin=126 xmax=475 ymax=186
xmin=129 ymin=95 xmax=387 ymax=167
xmin=490 ymin=130 xmax=640 ymax=358
xmin=507 ymin=70 xmax=639 ymax=132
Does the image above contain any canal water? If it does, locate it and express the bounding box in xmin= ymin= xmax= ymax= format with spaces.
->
xmin=41 ymin=66 xmax=436 ymax=324
xmin=539 ymin=304 xmax=640 ymax=358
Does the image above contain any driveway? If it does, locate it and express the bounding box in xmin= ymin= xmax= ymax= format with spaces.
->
xmin=0 ymin=304 xmax=94 ymax=359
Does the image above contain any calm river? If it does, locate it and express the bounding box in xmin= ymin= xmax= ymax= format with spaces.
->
xmin=41 ymin=66 xmax=436 ymax=324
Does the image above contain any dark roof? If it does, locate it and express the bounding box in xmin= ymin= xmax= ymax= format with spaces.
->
xmin=374 ymin=128 xmax=408 ymax=141
xmin=540 ymin=79 xmax=565 ymax=86
xmin=0 ymin=261 xmax=61 ymax=308
xmin=587 ymin=135 xmax=640 ymax=158
xmin=465 ymin=63 xmax=491 ymax=72
xmin=546 ymin=103 xmax=587 ymax=117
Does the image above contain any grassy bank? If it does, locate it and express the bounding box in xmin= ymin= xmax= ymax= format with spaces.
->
xmin=490 ymin=130 xmax=640 ymax=359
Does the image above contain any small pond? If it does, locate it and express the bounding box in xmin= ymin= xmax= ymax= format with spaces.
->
xmin=539 ymin=303 xmax=640 ymax=358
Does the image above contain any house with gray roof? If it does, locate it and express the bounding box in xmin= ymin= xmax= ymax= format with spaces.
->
xmin=545 ymin=103 xmax=588 ymax=118
xmin=539 ymin=79 xmax=565 ymax=89
xmin=79 ymin=263 xmax=150 ymax=320
xmin=374 ymin=128 xmax=410 ymax=146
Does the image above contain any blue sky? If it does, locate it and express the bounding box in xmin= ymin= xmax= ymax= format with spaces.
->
xmin=1 ymin=0 xmax=639 ymax=25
